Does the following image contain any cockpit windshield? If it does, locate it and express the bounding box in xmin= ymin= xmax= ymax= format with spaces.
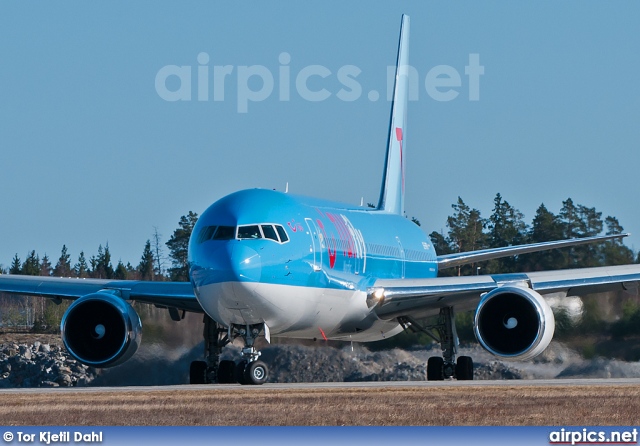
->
xmin=237 ymin=225 xmax=261 ymax=239
xmin=197 ymin=224 xmax=289 ymax=244
xmin=213 ymin=226 xmax=235 ymax=240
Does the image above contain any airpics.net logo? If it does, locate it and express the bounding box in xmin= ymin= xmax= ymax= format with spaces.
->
xmin=154 ymin=52 xmax=484 ymax=113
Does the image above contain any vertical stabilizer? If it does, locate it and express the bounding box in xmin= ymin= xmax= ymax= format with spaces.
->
xmin=377 ymin=14 xmax=410 ymax=215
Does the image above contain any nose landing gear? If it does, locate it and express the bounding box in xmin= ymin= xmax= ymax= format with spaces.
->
xmin=189 ymin=316 xmax=270 ymax=385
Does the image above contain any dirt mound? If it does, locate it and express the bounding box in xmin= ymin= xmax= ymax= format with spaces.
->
xmin=3 ymin=333 xmax=640 ymax=387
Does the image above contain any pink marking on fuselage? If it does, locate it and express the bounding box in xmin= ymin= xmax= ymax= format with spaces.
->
xmin=287 ymin=219 xmax=304 ymax=232
xmin=315 ymin=218 xmax=336 ymax=269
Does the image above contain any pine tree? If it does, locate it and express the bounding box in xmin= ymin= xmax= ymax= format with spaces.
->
xmin=91 ymin=244 xmax=114 ymax=279
xmin=138 ymin=240 xmax=155 ymax=281
xmin=446 ymin=197 xmax=487 ymax=253
xmin=487 ymin=194 xmax=527 ymax=248
xmin=578 ymin=205 xmax=603 ymax=237
xmin=74 ymin=251 xmax=89 ymax=278
xmin=166 ymin=211 xmax=199 ymax=281
xmin=39 ymin=254 xmax=52 ymax=276
xmin=446 ymin=197 xmax=487 ymax=275
xmin=559 ymin=200 xmax=604 ymax=267
xmin=114 ymin=260 xmax=128 ymax=280
xmin=559 ymin=198 xmax=584 ymax=239
xmin=520 ymin=204 xmax=566 ymax=271
xmin=9 ymin=254 xmax=21 ymax=274
xmin=486 ymin=194 xmax=527 ymax=273
xmin=53 ymin=245 xmax=72 ymax=277
xmin=429 ymin=230 xmax=453 ymax=255
xmin=22 ymin=251 xmax=40 ymax=276
xmin=429 ymin=230 xmax=456 ymax=277
xmin=601 ymin=216 xmax=635 ymax=266
xmin=126 ymin=262 xmax=136 ymax=277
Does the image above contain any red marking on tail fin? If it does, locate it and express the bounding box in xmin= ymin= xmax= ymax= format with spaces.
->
xmin=396 ymin=127 xmax=405 ymax=192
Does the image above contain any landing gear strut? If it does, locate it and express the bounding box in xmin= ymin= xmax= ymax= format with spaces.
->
xmin=189 ymin=316 xmax=269 ymax=385
xmin=189 ymin=315 xmax=230 ymax=384
xmin=399 ymin=306 xmax=474 ymax=381
xmin=234 ymin=324 xmax=268 ymax=385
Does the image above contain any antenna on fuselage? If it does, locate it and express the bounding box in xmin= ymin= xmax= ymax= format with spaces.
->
xmin=285 ymin=182 xmax=289 ymax=193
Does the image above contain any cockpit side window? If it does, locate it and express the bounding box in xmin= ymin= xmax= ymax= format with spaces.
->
xmin=237 ymin=225 xmax=262 ymax=239
xmin=197 ymin=226 xmax=217 ymax=244
xmin=275 ymin=225 xmax=289 ymax=243
xmin=213 ymin=226 xmax=235 ymax=240
xmin=261 ymin=225 xmax=278 ymax=241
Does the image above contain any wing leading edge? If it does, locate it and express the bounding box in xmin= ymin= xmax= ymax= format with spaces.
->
xmin=370 ymin=263 xmax=640 ymax=320
xmin=0 ymin=275 xmax=202 ymax=313
xmin=437 ymin=233 xmax=629 ymax=269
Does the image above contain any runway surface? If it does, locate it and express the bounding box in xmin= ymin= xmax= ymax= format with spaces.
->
xmin=1 ymin=377 xmax=639 ymax=393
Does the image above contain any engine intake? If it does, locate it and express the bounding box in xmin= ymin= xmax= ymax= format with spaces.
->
xmin=474 ymin=286 xmax=554 ymax=361
xmin=61 ymin=292 xmax=142 ymax=367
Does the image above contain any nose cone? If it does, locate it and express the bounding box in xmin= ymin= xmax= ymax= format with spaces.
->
xmin=230 ymin=243 xmax=262 ymax=282
xmin=191 ymin=242 xmax=262 ymax=287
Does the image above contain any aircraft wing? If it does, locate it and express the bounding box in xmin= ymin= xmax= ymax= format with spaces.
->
xmin=436 ymin=233 xmax=628 ymax=269
xmin=0 ymin=275 xmax=202 ymax=313
xmin=371 ymin=264 xmax=640 ymax=320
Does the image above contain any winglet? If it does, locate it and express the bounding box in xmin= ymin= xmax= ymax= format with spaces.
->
xmin=377 ymin=14 xmax=410 ymax=215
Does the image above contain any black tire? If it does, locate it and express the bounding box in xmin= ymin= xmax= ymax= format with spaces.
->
xmin=235 ymin=360 xmax=248 ymax=385
xmin=189 ymin=360 xmax=207 ymax=384
xmin=218 ymin=360 xmax=236 ymax=384
xmin=244 ymin=360 xmax=268 ymax=385
xmin=427 ymin=356 xmax=444 ymax=381
xmin=455 ymin=356 xmax=474 ymax=380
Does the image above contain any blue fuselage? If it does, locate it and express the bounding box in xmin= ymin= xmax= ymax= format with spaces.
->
xmin=188 ymin=189 xmax=438 ymax=340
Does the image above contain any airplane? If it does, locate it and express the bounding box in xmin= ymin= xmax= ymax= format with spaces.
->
xmin=2 ymin=14 xmax=640 ymax=385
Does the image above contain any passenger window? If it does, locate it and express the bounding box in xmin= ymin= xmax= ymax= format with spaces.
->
xmin=261 ymin=225 xmax=278 ymax=241
xmin=197 ymin=226 xmax=217 ymax=244
xmin=238 ymin=225 xmax=262 ymax=239
xmin=275 ymin=225 xmax=289 ymax=243
xmin=213 ymin=226 xmax=235 ymax=240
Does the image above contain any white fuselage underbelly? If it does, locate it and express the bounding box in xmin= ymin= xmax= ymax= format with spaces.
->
xmin=195 ymin=281 xmax=403 ymax=342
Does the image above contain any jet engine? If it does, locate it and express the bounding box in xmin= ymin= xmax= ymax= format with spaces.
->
xmin=474 ymin=286 xmax=554 ymax=361
xmin=60 ymin=292 xmax=142 ymax=367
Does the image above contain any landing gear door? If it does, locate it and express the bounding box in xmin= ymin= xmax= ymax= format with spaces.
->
xmin=305 ymin=218 xmax=323 ymax=272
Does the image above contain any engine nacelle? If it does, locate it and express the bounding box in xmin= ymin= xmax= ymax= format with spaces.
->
xmin=61 ymin=292 xmax=142 ymax=367
xmin=474 ymin=286 xmax=555 ymax=361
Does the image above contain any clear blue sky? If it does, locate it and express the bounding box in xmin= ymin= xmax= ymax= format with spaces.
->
xmin=1 ymin=1 xmax=639 ymax=270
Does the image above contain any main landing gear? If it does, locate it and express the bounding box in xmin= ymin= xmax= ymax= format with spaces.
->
xmin=189 ymin=316 xmax=269 ymax=385
xmin=399 ymin=306 xmax=474 ymax=381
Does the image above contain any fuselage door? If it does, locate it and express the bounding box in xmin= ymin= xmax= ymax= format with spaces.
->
xmin=305 ymin=218 xmax=322 ymax=272
xmin=396 ymin=236 xmax=406 ymax=279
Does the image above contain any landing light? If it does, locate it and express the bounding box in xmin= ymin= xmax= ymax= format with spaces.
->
xmin=366 ymin=288 xmax=385 ymax=308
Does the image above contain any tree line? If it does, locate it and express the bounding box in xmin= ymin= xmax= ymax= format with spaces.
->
xmin=428 ymin=193 xmax=638 ymax=276
xmin=1 ymin=211 xmax=199 ymax=283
